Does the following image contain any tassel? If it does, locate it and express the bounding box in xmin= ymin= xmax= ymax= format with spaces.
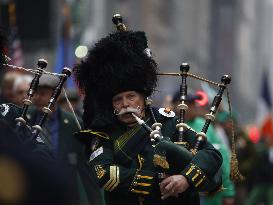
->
xmin=226 ymin=88 xmax=245 ymax=182
xmin=230 ymin=135 xmax=245 ymax=181
xmin=229 ymin=117 xmax=245 ymax=182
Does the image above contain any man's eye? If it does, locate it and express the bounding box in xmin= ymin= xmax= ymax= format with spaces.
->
xmin=128 ymin=95 xmax=135 ymax=99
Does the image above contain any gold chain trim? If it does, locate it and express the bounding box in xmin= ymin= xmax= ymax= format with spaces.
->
xmin=80 ymin=130 xmax=110 ymax=139
xmin=113 ymin=125 xmax=141 ymax=153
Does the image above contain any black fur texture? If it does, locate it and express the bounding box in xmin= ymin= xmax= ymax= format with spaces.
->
xmin=74 ymin=31 xmax=158 ymax=129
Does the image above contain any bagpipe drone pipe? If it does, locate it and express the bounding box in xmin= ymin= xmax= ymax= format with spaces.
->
xmin=132 ymin=73 xmax=230 ymax=193
xmin=0 ymin=48 xmax=73 ymax=149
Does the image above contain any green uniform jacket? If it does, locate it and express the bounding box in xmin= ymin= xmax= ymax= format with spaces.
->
xmin=79 ymin=108 xmax=223 ymax=205
xmin=187 ymin=117 xmax=235 ymax=205
xmin=27 ymin=107 xmax=104 ymax=205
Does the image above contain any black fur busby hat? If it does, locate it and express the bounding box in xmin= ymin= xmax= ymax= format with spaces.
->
xmin=74 ymin=31 xmax=158 ymax=129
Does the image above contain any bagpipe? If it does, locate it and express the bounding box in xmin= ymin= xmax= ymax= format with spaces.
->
xmin=0 ymin=54 xmax=79 ymax=148
xmin=112 ymin=14 xmax=244 ymax=188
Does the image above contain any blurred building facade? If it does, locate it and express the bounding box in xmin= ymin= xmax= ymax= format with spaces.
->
xmin=102 ymin=0 xmax=273 ymax=125
xmin=1 ymin=0 xmax=273 ymax=124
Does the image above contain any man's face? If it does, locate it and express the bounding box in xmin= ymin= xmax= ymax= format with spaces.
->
xmin=32 ymin=87 xmax=53 ymax=111
xmin=14 ymin=82 xmax=29 ymax=106
xmin=112 ymin=91 xmax=145 ymax=126
xmin=2 ymin=81 xmax=15 ymax=102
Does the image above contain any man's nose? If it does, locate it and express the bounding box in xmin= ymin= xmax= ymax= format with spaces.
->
xmin=121 ymin=97 xmax=130 ymax=108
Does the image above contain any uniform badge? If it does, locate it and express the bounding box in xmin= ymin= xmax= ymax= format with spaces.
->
xmin=89 ymin=147 xmax=103 ymax=162
xmin=94 ymin=165 xmax=106 ymax=179
xmin=158 ymin=107 xmax=175 ymax=118
xmin=0 ymin=104 xmax=10 ymax=117
xmin=144 ymin=48 xmax=152 ymax=57
xmin=36 ymin=136 xmax=44 ymax=143
xmin=153 ymin=154 xmax=169 ymax=169
xmin=91 ymin=137 xmax=100 ymax=152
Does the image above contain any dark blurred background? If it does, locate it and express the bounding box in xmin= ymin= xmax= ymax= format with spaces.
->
xmin=1 ymin=0 xmax=273 ymax=124
xmin=1 ymin=1 xmax=273 ymax=204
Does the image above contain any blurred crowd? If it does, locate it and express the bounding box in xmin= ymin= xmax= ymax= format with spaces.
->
xmin=164 ymin=89 xmax=273 ymax=205
xmin=1 ymin=68 xmax=273 ymax=205
xmin=0 ymin=70 xmax=83 ymax=114
xmin=0 ymin=69 xmax=103 ymax=205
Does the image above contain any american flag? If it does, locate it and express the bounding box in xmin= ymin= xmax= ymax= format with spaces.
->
xmin=256 ymin=69 xmax=272 ymax=126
